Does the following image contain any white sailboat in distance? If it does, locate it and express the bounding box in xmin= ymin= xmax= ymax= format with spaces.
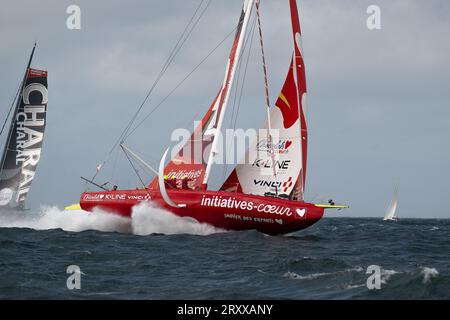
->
xmin=383 ymin=187 xmax=398 ymax=221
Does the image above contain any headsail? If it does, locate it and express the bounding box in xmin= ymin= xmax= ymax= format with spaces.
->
xmin=148 ymin=88 xmax=222 ymax=190
xmin=149 ymin=0 xmax=255 ymax=191
xmin=0 ymin=67 xmax=48 ymax=209
xmin=220 ymin=0 xmax=308 ymax=200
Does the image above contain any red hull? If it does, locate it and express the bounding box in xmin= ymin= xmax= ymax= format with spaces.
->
xmin=80 ymin=189 xmax=324 ymax=235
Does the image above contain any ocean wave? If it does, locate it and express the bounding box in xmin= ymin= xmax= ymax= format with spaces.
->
xmin=421 ymin=267 xmax=439 ymax=284
xmin=381 ymin=269 xmax=400 ymax=284
xmin=0 ymin=203 xmax=225 ymax=236
xmin=345 ymin=283 xmax=366 ymax=290
xmin=283 ymin=271 xmax=331 ymax=280
xmin=284 ymin=265 xmax=365 ymax=281
xmin=0 ymin=206 xmax=131 ymax=233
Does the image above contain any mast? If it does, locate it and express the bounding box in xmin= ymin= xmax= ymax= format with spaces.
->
xmin=0 ymin=43 xmax=36 ymax=172
xmin=255 ymin=0 xmax=278 ymax=194
xmin=289 ymin=0 xmax=308 ymax=201
xmin=202 ymin=0 xmax=255 ymax=188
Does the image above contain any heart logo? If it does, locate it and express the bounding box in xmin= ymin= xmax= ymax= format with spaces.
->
xmin=296 ymin=208 xmax=306 ymax=218
xmin=285 ymin=140 xmax=293 ymax=150
xmin=275 ymin=219 xmax=283 ymax=225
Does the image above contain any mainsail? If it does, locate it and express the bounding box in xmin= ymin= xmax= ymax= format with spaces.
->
xmin=221 ymin=0 xmax=308 ymax=200
xmin=149 ymin=0 xmax=255 ymax=190
xmin=383 ymin=188 xmax=398 ymax=221
xmin=0 ymin=46 xmax=48 ymax=209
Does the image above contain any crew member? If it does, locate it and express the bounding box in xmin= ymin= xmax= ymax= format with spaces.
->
xmin=169 ymin=177 xmax=178 ymax=189
xmin=112 ymin=185 xmax=118 ymax=191
xmin=181 ymin=176 xmax=191 ymax=190
xmin=164 ymin=175 xmax=171 ymax=188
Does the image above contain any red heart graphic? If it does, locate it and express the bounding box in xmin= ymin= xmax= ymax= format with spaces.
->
xmin=284 ymin=140 xmax=292 ymax=149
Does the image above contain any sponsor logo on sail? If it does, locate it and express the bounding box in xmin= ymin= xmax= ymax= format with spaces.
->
xmin=257 ymin=139 xmax=293 ymax=154
xmin=167 ymin=169 xmax=203 ymax=180
xmin=252 ymin=159 xmax=291 ymax=170
xmin=13 ymin=80 xmax=48 ymax=204
xmin=253 ymin=176 xmax=294 ymax=193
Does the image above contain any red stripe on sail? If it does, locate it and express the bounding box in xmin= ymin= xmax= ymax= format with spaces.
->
xmin=290 ymin=0 xmax=308 ymax=197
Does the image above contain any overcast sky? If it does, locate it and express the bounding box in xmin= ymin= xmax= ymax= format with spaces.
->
xmin=0 ymin=0 xmax=449 ymax=218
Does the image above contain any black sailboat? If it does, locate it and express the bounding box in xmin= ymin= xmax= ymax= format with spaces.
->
xmin=0 ymin=44 xmax=48 ymax=210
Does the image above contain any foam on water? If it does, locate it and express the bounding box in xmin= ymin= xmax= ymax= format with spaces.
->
xmin=0 ymin=203 xmax=225 ymax=236
xmin=283 ymin=271 xmax=331 ymax=280
xmin=380 ymin=269 xmax=399 ymax=284
xmin=0 ymin=206 xmax=131 ymax=233
xmin=421 ymin=267 xmax=439 ymax=284
xmin=131 ymin=202 xmax=225 ymax=236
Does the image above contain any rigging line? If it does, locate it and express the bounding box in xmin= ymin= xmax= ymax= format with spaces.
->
xmin=124 ymin=26 xmax=238 ymax=140
xmin=119 ymin=0 xmax=208 ymax=138
xmin=229 ymin=13 xmax=257 ymax=133
xmin=109 ymin=147 xmax=120 ymax=188
xmin=0 ymin=80 xmax=21 ymax=138
xmin=232 ymin=14 xmax=257 ymax=131
xmin=0 ymin=43 xmax=36 ymax=173
xmin=91 ymin=0 xmax=210 ymax=181
xmin=222 ymin=15 xmax=257 ymax=181
xmin=120 ymin=0 xmax=212 ymax=141
xmin=123 ymin=146 xmax=150 ymax=193
xmin=256 ymin=0 xmax=278 ymax=193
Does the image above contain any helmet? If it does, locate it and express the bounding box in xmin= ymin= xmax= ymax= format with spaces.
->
xmin=163 ymin=175 xmax=168 ymax=180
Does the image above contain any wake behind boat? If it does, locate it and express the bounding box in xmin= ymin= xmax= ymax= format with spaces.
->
xmin=0 ymin=44 xmax=48 ymax=210
xmin=77 ymin=0 xmax=348 ymax=235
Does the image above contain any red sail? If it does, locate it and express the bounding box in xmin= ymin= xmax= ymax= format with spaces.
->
xmin=148 ymin=88 xmax=222 ymax=190
xmin=290 ymin=0 xmax=308 ymax=197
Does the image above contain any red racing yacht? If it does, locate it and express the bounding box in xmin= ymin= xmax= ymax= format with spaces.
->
xmin=77 ymin=0 xmax=347 ymax=235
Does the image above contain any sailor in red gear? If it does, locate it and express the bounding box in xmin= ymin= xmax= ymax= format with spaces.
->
xmin=181 ymin=176 xmax=191 ymax=190
xmin=169 ymin=177 xmax=178 ymax=189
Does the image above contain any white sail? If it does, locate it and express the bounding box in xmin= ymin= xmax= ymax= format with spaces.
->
xmin=383 ymin=188 xmax=398 ymax=221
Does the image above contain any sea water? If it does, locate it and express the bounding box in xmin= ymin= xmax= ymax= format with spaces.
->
xmin=0 ymin=204 xmax=448 ymax=299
